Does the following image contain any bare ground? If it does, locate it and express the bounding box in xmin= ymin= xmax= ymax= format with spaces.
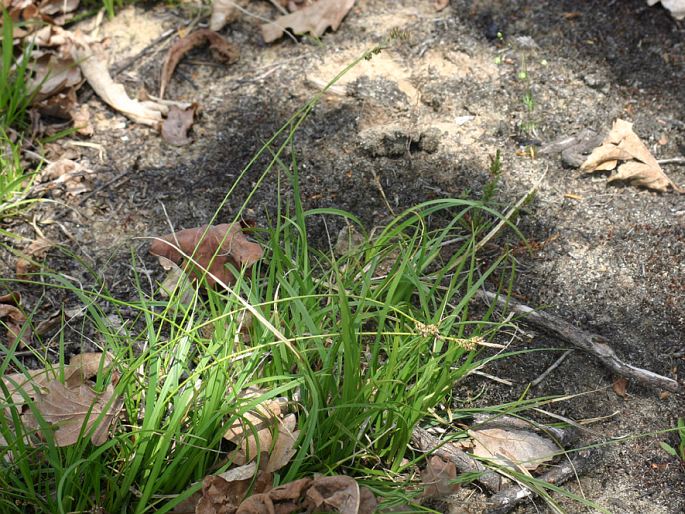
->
xmin=3 ymin=0 xmax=685 ymax=512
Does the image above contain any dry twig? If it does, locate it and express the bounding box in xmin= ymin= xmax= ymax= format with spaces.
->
xmin=477 ymin=290 xmax=680 ymax=392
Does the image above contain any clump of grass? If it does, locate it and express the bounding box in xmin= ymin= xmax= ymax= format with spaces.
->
xmin=0 ymin=44 xmax=580 ymax=513
xmin=0 ymin=184 xmax=520 ymax=513
xmin=0 ymin=11 xmax=33 ymax=132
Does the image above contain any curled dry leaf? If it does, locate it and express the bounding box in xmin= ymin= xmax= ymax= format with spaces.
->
xmin=261 ymin=0 xmax=356 ymax=43
xmin=16 ymin=236 xmax=55 ymax=279
xmin=187 ymin=471 xmax=375 ymax=514
xmin=22 ymin=380 xmax=122 ymax=446
xmin=224 ymin=396 xmax=299 ymax=472
xmin=305 ymin=475 xmax=378 ymax=514
xmin=210 ymin=0 xmax=249 ymax=31
xmin=612 ymin=376 xmax=629 ymax=398
xmin=468 ymin=427 xmax=558 ymax=471
xmin=197 ymin=461 xmax=272 ymax=514
xmin=161 ymin=104 xmax=197 ymax=146
xmin=580 ymin=119 xmax=683 ymax=193
xmin=149 ymin=223 xmax=263 ymax=288
xmin=159 ymin=29 xmax=239 ymax=99
xmin=422 ymin=455 xmax=459 ymax=498
xmin=0 ymin=292 xmax=32 ymax=348
xmin=36 ymin=158 xmax=95 ymax=196
xmin=28 ymin=54 xmax=82 ymax=101
xmin=72 ymin=41 xmax=167 ymax=126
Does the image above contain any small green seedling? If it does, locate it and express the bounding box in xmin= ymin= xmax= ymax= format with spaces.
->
xmin=660 ymin=418 xmax=685 ymax=460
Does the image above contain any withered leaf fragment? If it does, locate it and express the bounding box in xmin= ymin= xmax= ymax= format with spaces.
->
xmin=159 ymin=29 xmax=239 ymax=99
xmin=304 ymin=476 xmax=361 ymax=514
xmin=468 ymin=427 xmax=558 ymax=471
xmin=0 ymin=292 xmax=32 ymax=348
xmin=196 ymin=461 xmax=272 ymax=514
xmin=2 ymin=352 xmax=112 ymax=410
xmin=580 ymin=119 xmax=683 ymax=193
xmin=612 ymin=377 xmax=629 ymax=398
xmin=16 ymin=236 xmax=55 ymax=279
xmin=422 ymin=455 xmax=459 ymax=498
xmin=161 ymin=104 xmax=197 ymax=146
xmin=23 ymin=380 xmax=121 ymax=446
xmin=150 ymin=223 xmax=263 ymax=287
xmin=261 ymin=0 xmax=356 ymax=43
xmin=190 ymin=471 xmax=376 ymax=514
xmin=210 ymin=0 xmax=249 ymax=31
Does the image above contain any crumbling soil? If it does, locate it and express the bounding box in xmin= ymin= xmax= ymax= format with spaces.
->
xmin=3 ymin=0 xmax=684 ymax=512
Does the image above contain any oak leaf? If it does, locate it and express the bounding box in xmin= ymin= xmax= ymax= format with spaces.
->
xmin=150 ymin=223 xmax=263 ymax=288
xmin=224 ymin=397 xmax=299 ymax=472
xmin=22 ymin=380 xmax=122 ymax=446
xmin=2 ymin=352 xmax=112 ymax=411
xmin=0 ymin=292 xmax=32 ymax=348
xmin=261 ymin=0 xmax=356 ymax=43
xmin=468 ymin=427 xmax=558 ymax=471
xmin=580 ymin=119 xmax=683 ymax=193
xmin=305 ymin=475 xmax=377 ymax=514
xmin=421 ymin=455 xmax=459 ymax=498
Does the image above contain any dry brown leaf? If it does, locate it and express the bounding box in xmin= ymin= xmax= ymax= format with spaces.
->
xmin=161 ymin=104 xmax=197 ymax=146
xmin=261 ymin=0 xmax=356 ymax=43
xmin=612 ymin=376 xmax=629 ymax=398
xmin=304 ymin=475 xmax=364 ymax=514
xmin=28 ymin=54 xmax=82 ymax=101
xmin=236 ymin=493 xmax=276 ymax=514
xmin=16 ymin=236 xmax=55 ymax=278
xmin=580 ymin=119 xmax=683 ymax=192
xmin=72 ymin=41 xmax=167 ymax=126
xmin=37 ymin=158 xmax=95 ymax=196
xmin=184 ymin=470 xmax=374 ymax=514
xmin=267 ymin=478 xmax=311 ymax=512
xmin=22 ymin=380 xmax=121 ymax=446
xmin=421 ymin=455 xmax=459 ymax=498
xmin=70 ymin=104 xmax=93 ymax=136
xmin=210 ymin=0 xmax=248 ymax=31
xmin=224 ymin=398 xmax=298 ymax=472
xmin=265 ymin=414 xmax=299 ymax=472
xmin=150 ymin=223 xmax=263 ymax=288
xmin=196 ymin=461 xmax=272 ymax=514
xmin=63 ymin=352 xmax=114 ymax=388
xmin=159 ymin=29 xmax=239 ymax=99
xmin=2 ymin=352 xmax=111 ymax=412
xmin=2 ymin=369 xmax=52 ymax=409
xmin=0 ymin=293 xmax=32 ymax=348
xmin=468 ymin=427 xmax=558 ymax=471
xmin=434 ymin=0 xmax=449 ymax=11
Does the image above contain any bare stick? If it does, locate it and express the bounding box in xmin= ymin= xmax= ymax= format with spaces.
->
xmin=485 ymin=449 xmax=598 ymax=514
xmin=477 ymin=290 xmax=680 ymax=392
xmin=531 ymin=349 xmax=574 ymax=387
xmin=657 ymin=157 xmax=685 ymax=165
xmin=411 ymin=426 xmax=507 ymax=493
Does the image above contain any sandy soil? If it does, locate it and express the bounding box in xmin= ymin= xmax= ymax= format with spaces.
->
xmin=4 ymin=0 xmax=684 ymax=512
